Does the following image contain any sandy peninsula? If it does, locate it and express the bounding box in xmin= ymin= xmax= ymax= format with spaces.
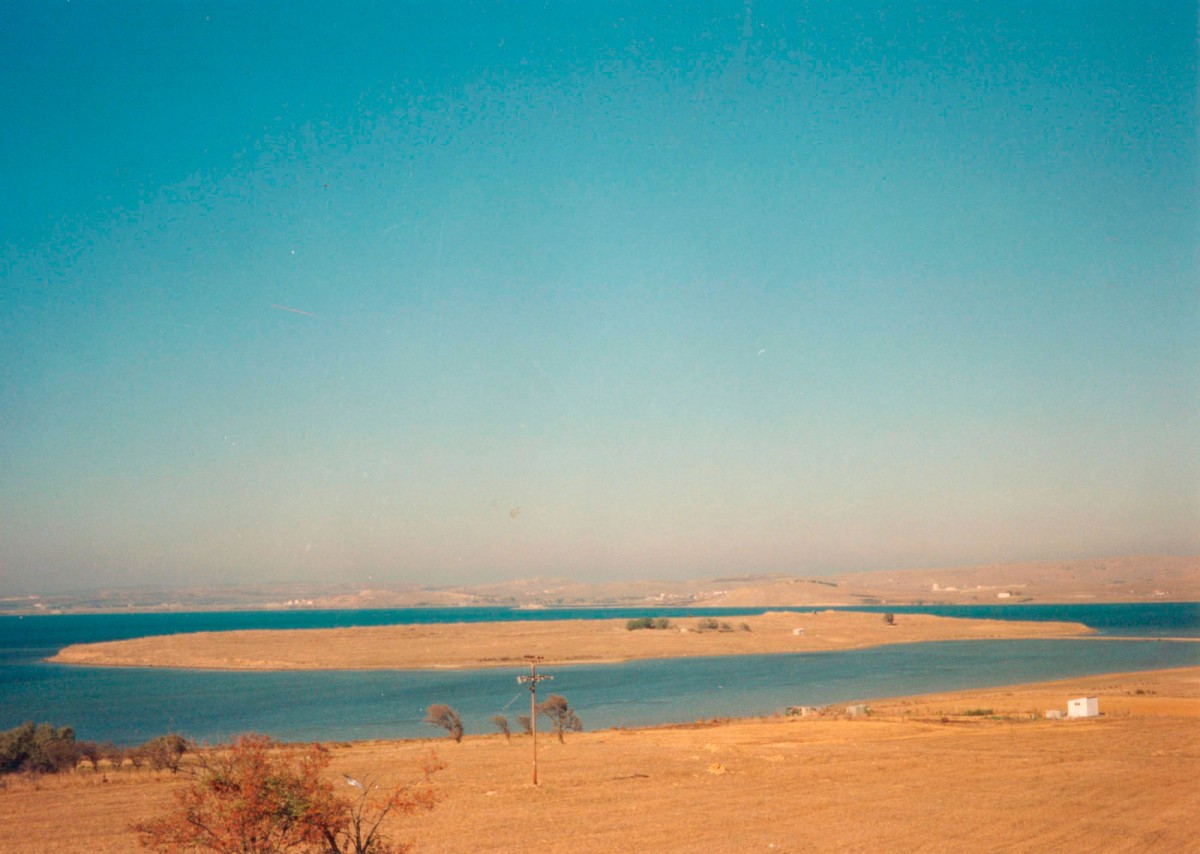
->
xmin=48 ymin=610 xmax=1094 ymax=671
xmin=2 ymin=666 xmax=1196 ymax=853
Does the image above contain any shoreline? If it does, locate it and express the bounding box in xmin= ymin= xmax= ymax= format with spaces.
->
xmin=48 ymin=610 xmax=1095 ymax=671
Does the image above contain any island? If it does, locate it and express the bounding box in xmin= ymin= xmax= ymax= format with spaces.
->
xmin=49 ymin=610 xmax=1093 ymax=671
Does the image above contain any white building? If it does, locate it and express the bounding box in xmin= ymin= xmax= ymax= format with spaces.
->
xmin=1067 ymin=697 xmax=1099 ymax=718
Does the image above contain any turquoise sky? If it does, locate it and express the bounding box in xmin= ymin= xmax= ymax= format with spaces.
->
xmin=2 ymin=1 xmax=1196 ymax=594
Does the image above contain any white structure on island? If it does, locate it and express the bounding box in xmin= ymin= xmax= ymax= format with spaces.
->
xmin=1067 ymin=696 xmax=1100 ymax=718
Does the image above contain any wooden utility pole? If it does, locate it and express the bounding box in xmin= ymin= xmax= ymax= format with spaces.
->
xmin=517 ymin=655 xmax=553 ymax=785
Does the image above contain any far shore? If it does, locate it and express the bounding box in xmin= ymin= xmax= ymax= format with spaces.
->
xmin=49 ymin=610 xmax=1096 ymax=671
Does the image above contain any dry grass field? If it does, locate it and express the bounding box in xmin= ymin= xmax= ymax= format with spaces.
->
xmin=2 ymin=667 xmax=1197 ymax=853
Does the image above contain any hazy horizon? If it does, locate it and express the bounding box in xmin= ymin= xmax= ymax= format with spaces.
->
xmin=3 ymin=2 xmax=1197 ymax=596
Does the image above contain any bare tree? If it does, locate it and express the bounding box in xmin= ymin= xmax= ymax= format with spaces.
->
xmin=490 ymin=715 xmax=511 ymax=741
xmin=536 ymin=694 xmax=582 ymax=743
xmin=423 ymin=704 xmax=464 ymax=743
xmin=338 ymin=754 xmax=442 ymax=854
xmin=516 ymin=715 xmax=533 ymax=735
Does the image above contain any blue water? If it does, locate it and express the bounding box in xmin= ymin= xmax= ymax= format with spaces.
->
xmin=1 ymin=604 xmax=1196 ymax=745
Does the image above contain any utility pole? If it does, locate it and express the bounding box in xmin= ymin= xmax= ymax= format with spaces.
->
xmin=517 ymin=655 xmax=553 ymax=785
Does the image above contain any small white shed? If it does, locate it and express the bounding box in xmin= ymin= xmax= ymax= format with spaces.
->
xmin=1067 ymin=696 xmax=1099 ymax=718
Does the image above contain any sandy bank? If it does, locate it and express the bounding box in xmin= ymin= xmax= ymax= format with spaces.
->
xmin=49 ymin=610 xmax=1093 ymax=670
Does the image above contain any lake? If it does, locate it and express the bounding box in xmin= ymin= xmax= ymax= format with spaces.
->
xmin=1 ymin=603 xmax=1196 ymax=745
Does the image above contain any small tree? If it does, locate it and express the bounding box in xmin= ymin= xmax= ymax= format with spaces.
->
xmin=883 ymin=612 xmax=895 ymax=626
xmin=536 ymin=694 xmax=582 ymax=743
xmin=423 ymin=705 xmax=464 ymax=743
xmin=0 ymin=722 xmax=79 ymax=774
xmin=516 ymin=715 xmax=533 ymax=735
xmin=140 ymin=733 xmax=191 ymax=773
xmin=491 ymin=715 xmax=511 ymax=741
xmin=338 ymin=755 xmax=442 ymax=854
xmin=76 ymin=740 xmax=102 ymax=771
xmin=134 ymin=735 xmax=344 ymax=853
xmin=134 ymin=734 xmax=437 ymax=854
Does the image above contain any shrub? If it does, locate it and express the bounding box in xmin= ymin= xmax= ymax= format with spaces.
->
xmin=695 ymin=618 xmax=720 ymax=632
xmin=491 ymin=715 xmax=511 ymax=741
xmin=883 ymin=612 xmax=895 ymax=626
xmin=627 ymin=616 xmax=672 ymax=630
xmin=135 ymin=735 xmax=343 ymax=853
xmin=134 ymin=734 xmax=440 ymax=854
xmin=0 ymin=722 xmax=79 ymax=774
xmin=516 ymin=715 xmax=533 ymax=735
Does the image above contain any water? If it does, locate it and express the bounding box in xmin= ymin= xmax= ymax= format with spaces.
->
xmin=1 ymin=604 xmax=1196 ymax=745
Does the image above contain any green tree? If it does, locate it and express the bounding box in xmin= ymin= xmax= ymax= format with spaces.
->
xmin=140 ymin=733 xmax=192 ymax=772
xmin=0 ymin=722 xmax=79 ymax=774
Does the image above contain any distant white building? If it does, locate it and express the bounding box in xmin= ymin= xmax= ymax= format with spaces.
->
xmin=1067 ymin=697 xmax=1099 ymax=718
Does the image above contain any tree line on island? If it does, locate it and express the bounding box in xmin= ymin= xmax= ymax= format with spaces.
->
xmin=626 ymin=616 xmax=752 ymax=632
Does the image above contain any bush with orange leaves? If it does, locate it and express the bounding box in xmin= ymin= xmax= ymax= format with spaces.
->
xmin=134 ymin=733 xmax=441 ymax=854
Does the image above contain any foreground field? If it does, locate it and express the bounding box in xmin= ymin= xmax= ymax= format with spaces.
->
xmin=49 ymin=610 xmax=1092 ymax=670
xmin=2 ymin=667 xmax=1196 ymax=853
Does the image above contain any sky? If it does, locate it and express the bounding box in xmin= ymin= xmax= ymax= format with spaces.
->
xmin=1 ymin=1 xmax=1197 ymax=595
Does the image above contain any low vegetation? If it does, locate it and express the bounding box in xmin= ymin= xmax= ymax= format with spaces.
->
xmin=626 ymin=616 xmax=672 ymax=631
xmin=134 ymin=733 xmax=440 ymax=854
xmin=694 ymin=618 xmax=751 ymax=633
xmin=0 ymin=722 xmax=191 ymax=776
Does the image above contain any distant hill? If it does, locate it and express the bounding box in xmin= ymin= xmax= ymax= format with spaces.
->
xmin=690 ymin=555 xmax=1200 ymax=607
xmin=3 ymin=555 xmax=1196 ymax=614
